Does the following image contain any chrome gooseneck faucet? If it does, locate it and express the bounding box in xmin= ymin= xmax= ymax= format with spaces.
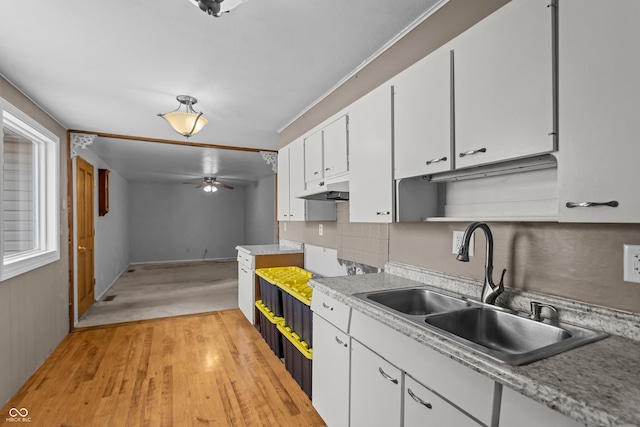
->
xmin=456 ymin=222 xmax=506 ymax=305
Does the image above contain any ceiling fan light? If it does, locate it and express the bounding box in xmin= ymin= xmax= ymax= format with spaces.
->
xmin=158 ymin=95 xmax=208 ymax=138
xmin=203 ymin=184 xmax=217 ymax=193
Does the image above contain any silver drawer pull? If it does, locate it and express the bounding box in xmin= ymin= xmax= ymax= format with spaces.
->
xmin=566 ymin=201 xmax=619 ymax=208
xmin=241 ymin=268 xmax=248 ymax=274
xmin=325 ymin=166 xmax=334 ymax=171
xmin=426 ymin=156 xmax=447 ymax=165
xmin=407 ymin=388 xmax=432 ymax=409
xmin=322 ymin=302 xmax=334 ymax=311
xmin=376 ymin=211 xmax=390 ymax=215
xmin=335 ymin=336 xmax=347 ymax=347
xmin=313 ymin=171 xmax=320 ymax=175
xmin=378 ymin=367 xmax=398 ymax=384
xmin=459 ymin=147 xmax=487 ymax=157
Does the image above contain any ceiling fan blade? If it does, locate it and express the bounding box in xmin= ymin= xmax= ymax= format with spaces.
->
xmin=213 ymin=181 xmax=234 ymax=190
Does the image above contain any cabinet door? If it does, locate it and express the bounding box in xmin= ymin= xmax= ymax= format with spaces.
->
xmin=454 ymin=0 xmax=554 ymax=169
xmin=304 ymin=130 xmax=324 ymax=183
xmin=238 ymin=262 xmax=255 ymax=324
xmin=500 ymin=387 xmax=584 ymax=427
xmin=312 ymin=316 xmax=351 ymax=427
xmin=349 ymin=84 xmax=393 ymax=223
xmin=558 ymin=0 xmax=640 ymax=222
xmin=277 ymin=146 xmax=290 ymax=221
xmin=323 ymin=115 xmax=349 ymax=179
xmin=404 ymin=375 xmax=480 ymax=427
xmin=350 ymin=340 xmax=402 ymax=427
xmin=288 ymin=139 xmax=307 ymax=221
xmin=394 ymin=46 xmax=451 ymax=179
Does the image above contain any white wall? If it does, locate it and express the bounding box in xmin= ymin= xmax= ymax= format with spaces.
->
xmin=129 ymin=182 xmax=245 ymax=263
xmin=243 ymin=175 xmax=276 ymax=245
xmin=79 ymin=149 xmax=130 ymax=300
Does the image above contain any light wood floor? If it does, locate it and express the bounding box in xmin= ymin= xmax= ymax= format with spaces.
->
xmin=1 ymin=310 xmax=326 ymax=427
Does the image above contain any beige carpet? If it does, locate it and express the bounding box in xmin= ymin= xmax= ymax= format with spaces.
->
xmin=76 ymin=260 xmax=238 ymax=328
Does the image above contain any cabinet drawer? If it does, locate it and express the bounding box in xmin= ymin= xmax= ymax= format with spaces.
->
xmin=404 ymin=375 xmax=482 ymax=427
xmin=236 ymin=250 xmax=254 ymax=269
xmin=311 ymin=291 xmax=351 ymax=333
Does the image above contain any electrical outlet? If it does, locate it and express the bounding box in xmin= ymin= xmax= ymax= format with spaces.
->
xmin=319 ymin=224 xmax=323 ymax=236
xmin=623 ymin=244 xmax=640 ymax=283
xmin=453 ymin=230 xmax=474 ymax=256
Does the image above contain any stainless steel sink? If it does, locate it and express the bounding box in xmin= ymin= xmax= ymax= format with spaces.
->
xmin=353 ymin=286 xmax=608 ymax=365
xmin=363 ymin=288 xmax=471 ymax=316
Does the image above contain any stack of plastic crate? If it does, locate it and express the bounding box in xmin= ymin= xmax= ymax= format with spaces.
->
xmin=255 ymin=266 xmax=314 ymax=398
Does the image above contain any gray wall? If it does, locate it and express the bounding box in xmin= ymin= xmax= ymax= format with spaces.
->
xmin=80 ymin=148 xmax=130 ymax=299
xmin=243 ymin=175 xmax=276 ymax=245
xmin=277 ymin=0 xmax=640 ymax=315
xmin=129 ymin=181 xmax=245 ymax=263
xmin=0 ymin=77 xmax=70 ymax=405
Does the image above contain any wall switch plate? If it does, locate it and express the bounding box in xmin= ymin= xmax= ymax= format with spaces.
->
xmin=319 ymin=224 xmax=323 ymax=236
xmin=453 ymin=230 xmax=474 ymax=256
xmin=283 ymin=222 xmax=287 ymax=232
xmin=623 ymin=244 xmax=640 ymax=283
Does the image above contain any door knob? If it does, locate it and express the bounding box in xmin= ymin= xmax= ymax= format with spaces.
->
xmin=78 ymin=246 xmax=86 ymax=251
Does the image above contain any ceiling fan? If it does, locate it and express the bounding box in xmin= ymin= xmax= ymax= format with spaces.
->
xmin=183 ymin=177 xmax=235 ymax=192
xmin=188 ymin=0 xmax=247 ymax=17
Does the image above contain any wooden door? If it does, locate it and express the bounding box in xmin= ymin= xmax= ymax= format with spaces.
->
xmin=76 ymin=157 xmax=95 ymax=316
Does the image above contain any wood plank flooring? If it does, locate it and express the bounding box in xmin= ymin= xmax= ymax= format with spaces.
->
xmin=0 ymin=309 xmax=327 ymax=427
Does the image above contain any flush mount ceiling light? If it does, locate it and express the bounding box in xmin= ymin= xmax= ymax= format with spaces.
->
xmin=157 ymin=95 xmax=208 ymax=138
xmin=188 ymin=0 xmax=247 ymax=17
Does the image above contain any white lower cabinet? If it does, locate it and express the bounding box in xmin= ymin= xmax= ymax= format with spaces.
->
xmin=236 ymin=250 xmax=255 ymax=324
xmin=312 ymin=316 xmax=350 ymax=427
xmin=350 ymin=339 xmax=402 ymax=427
xmin=404 ymin=375 xmax=480 ymax=427
xmin=499 ymin=387 xmax=584 ymax=427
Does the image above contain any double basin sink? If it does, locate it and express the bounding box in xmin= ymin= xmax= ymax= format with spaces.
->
xmin=354 ymin=287 xmax=607 ymax=365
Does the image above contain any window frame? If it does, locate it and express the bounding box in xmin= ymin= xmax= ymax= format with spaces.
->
xmin=0 ymin=97 xmax=60 ymax=281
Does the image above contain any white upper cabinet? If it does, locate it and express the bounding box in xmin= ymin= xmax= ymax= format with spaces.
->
xmin=288 ymin=139 xmax=307 ymax=220
xmin=453 ymin=0 xmax=555 ymax=169
xmin=557 ymin=0 xmax=640 ymax=222
xmin=278 ymin=138 xmax=322 ymax=221
xmin=303 ymin=115 xmax=349 ymax=186
xmin=394 ymin=45 xmax=451 ymax=179
xmin=303 ymin=130 xmax=323 ymax=184
xmin=322 ymin=115 xmax=349 ymax=180
xmin=349 ymin=84 xmax=393 ymax=223
xmin=277 ymin=145 xmax=291 ymax=221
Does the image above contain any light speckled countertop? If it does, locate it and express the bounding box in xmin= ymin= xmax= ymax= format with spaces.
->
xmin=235 ymin=243 xmax=303 ymax=256
xmin=310 ymin=268 xmax=640 ymax=427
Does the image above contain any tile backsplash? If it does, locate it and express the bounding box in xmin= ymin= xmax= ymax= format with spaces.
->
xmin=336 ymin=202 xmax=389 ymax=268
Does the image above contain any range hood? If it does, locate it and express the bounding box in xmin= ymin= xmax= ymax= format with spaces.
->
xmin=296 ymin=179 xmax=350 ymax=201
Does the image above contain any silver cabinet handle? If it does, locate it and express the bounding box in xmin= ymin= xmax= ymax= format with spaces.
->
xmin=313 ymin=171 xmax=320 ymax=175
xmin=459 ymin=147 xmax=487 ymax=157
xmin=566 ymin=201 xmax=619 ymax=208
xmin=378 ymin=367 xmax=398 ymax=384
xmin=322 ymin=302 xmax=333 ymax=311
xmin=241 ymin=268 xmax=248 ymax=274
xmin=426 ymin=156 xmax=447 ymax=165
xmin=335 ymin=336 xmax=347 ymax=347
xmin=325 ymin=166 xmax=334 ymax=171
xmin=407 ymin=388 xmax=432 ymax=409
xmin=376 ymin=211 xmax=390 ymax=215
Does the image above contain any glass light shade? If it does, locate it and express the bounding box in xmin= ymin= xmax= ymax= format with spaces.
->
xmin=203 ymin=184 xmax=217 ymax=193
xmin=161 ymin=112 xmax=208 ymax=137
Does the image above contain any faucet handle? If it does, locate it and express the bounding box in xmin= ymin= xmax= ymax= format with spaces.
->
xmin=530 ymin=301 xmax=557 ymax=321
xmin=498 ymin=268 xmax=506 ymax=288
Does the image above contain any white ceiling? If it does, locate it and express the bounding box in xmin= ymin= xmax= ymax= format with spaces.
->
xmin=0 ymin=0 xmax=444 ymax=183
